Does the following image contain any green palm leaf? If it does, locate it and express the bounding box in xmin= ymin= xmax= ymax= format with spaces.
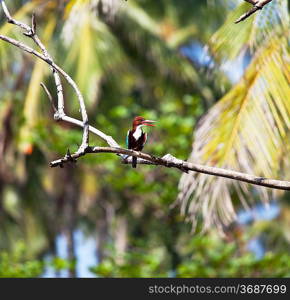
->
xmin=61 ymin=0 xmax=127 ymax=109
xmin=178 ymin=2 xmax=290 ymax=232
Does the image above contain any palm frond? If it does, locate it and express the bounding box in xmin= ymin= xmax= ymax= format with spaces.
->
xmin=178 ymin=29 xmax=290 ymax=232
xmin=61 ymin=0 xmax=127 ymax=108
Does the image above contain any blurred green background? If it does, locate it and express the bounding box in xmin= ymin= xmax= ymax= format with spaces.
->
xmin=0 ymin=0 xmax=289 ymax=277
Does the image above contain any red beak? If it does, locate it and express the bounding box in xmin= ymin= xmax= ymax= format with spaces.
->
xmin=142 ymin=120 xmax=156 ymax=127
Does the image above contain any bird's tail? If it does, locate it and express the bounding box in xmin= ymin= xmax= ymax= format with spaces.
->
xmin=132 ymin=156 xmax=137 ymax=168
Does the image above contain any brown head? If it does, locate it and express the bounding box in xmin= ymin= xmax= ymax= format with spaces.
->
xmin=132 ymin=116 xmax=156 ymax=129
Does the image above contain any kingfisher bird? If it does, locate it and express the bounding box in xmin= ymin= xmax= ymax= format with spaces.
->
xmin=126 ymin=116 xmax=156 ymax=168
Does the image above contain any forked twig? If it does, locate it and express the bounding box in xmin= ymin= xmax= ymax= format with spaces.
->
xmin=0 ymin=0 xmax=89 ymax=153
xmin=235 ymin=0 xmax=273 ymax=24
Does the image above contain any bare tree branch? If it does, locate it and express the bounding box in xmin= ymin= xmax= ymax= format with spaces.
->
xmin=49 ymin=146 xmax=290 ymax=191
xmin=40 ymin=83 xmax=120 ymax=148
xmin=0 ymin=0 xmax=89 ymax=153
xmin=235 ymin=0 xmax=273 ymax=24
xmin=0 ymin=0 xmax=122 ymax=152
xmin=1 ymin=0 xmax=290 ymax=194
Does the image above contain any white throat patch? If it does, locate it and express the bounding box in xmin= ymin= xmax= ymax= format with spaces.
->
xmin=133 ymin=125 xmax=143 ymax=140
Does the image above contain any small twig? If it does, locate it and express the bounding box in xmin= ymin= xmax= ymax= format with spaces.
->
xmin=64 ymin=148 xmax=77 ymax=163
xmin=31 ymin=13 xmax=36 ymax=35
xmin=235 ymin=6 xmax=261 ymax=24
xmin=235 ymin=0 xmax=273 ymax=24
xmin=49 ymin=146 xmax=290 ymax=191
xmin=40 ymin=82 xmax=57 ymax=112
